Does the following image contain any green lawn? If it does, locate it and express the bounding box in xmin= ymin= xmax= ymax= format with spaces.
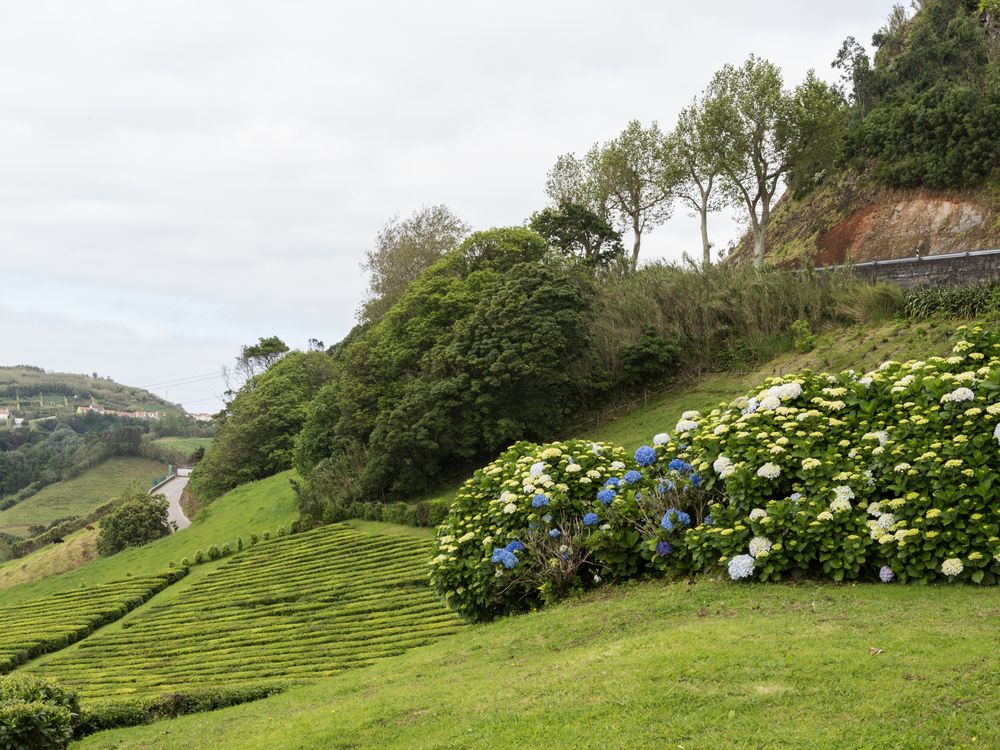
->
xmin=0 ymin=471 xmax=299 ymax=606
xmin=152 ymin=437 xmax=214 ymax=455
xmin=75 ymin=577 xmax=1000 ymax=749
xmin=0 ymin=457 xmax=165 ymax=537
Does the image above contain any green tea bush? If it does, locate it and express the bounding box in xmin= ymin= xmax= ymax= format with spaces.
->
xmin=0 ymin=675 xmax=79 ymax=749
xmin=206 ymin=545 xmax=221 ymax=561
xmin=193 ymin=549 xmax=205 ymax=564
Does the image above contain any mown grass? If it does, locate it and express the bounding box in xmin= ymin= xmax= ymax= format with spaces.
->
xmin=152 ymin=437 xmax=213 ymax=456
xmin=0 ymin=525 xmax=98 ymax=591
xmin=28 ymin=524 xmax=462 ymax=703
xmin=0 ymin=471 xmax=299 ymax=606
xmin=0 ymin=457 xmax=164 ymax=537
xmin=75 ymin=577 xmax=1000 ymax=750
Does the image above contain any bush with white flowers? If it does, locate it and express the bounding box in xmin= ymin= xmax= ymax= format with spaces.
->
xmin=431 ymin=326 xmax=1000 ymax=620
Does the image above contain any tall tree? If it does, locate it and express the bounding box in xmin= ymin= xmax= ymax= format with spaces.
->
xmin=592 ymin=121 xmax=677 ymax=272
xmin=360 ymin=204 xmax=469 ymax=324
xmin=667 ymin=99 xmax=725 ymax=265
xmin=545 ymin=121 xmax=677 ymax=272
xmin=706 ymin=56 xmax=799 ymax=267
xmin=236 ymin=336 xmax=289 ymax=380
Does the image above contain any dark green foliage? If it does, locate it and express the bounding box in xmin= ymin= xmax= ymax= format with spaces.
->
xmin=206 ymin=544 xmax=222 ymax=561
xmin=528 ymin=202 xmax=624 ymax=268
xmin=193 ymin=549 xmax=205 ymax=564
xmin=96 ymin=495 xmax=171 ymax=557
xmin=76 ymin=686 xmax=279 ymax=737
xmin=841 ymin=0 xmax=1000 ymax=189
xmin=0 ymin=693 xmax=76 ymax=750
xmin=618 ymin=327 xmax=682 ymax=388
xmin=189 ymin=351 xmax=337 ymax=501
xmin=791 ymin=319 xmax=817 ymax=352
xmin=902 ymin=278 xmax=1000 ymax=317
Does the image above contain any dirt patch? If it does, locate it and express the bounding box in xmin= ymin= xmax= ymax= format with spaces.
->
xmin=817 ymin=204 xmax=879 ymax=264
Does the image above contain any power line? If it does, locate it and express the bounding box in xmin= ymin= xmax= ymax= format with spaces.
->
xmin=142 ymin=372 xmax=224 ymax=389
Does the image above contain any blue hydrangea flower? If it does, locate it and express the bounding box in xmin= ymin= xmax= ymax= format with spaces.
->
xmin=623 ymin=470 xmax=642 ymax=484
xmin=490 ymin=548 xmax=518 ymax=569
xmin=528 ymin=522 xmax=537 ymax=530
xmin=704 ymin=514 xmax=713 ymax=526
xmin=549 ymin=529 xmax=561 ymax=539
xmin=790 ymin=492 xmax=802 ymax=503
xmin=656 ymin=541 xmax=673 ymax=556
xmin=531 ymin=493 xmax=549 ymax=508
xmin=635 ymin=445 xmax=657 ymax=467
xmin=657 ymin=483 xmax=665 ymax=493
xmin=660 ymin=508 xmax=691 ymax=530
xmin=541 ymin=514 xmax=553 ymax=523
xmin=668 ymin=458 xmax=692 ymax=473
xmin=596 ymin=488 xmax=617 ymax=505
xmin=690 ymin=474 xmax=702 ymax=488
xmin=879 ymin=566 xmax=894 ymax=583
xmin=505 ymin=540 xmax=524 ymax=553
xmin=605 ymin=477 xmax=621 ymax=488
xmin=583 ymin=512 xmax=600 ymax=526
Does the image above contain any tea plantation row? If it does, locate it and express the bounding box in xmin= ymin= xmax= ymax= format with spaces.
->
xmin=0 ymin=571 xmax=183 ymax=673
xmin=27 ymin=523 xmax=463 ymax=704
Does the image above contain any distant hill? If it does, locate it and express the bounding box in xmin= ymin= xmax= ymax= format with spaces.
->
xmin=0 ymin=366 xmax=177 ymax=420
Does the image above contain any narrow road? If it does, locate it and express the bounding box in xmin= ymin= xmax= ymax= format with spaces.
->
xmin=151 ymin=475 xmax=191 ymax=531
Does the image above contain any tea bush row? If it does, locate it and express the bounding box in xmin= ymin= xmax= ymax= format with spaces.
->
xmin=30 ymin=524 xmax=462 ymax=703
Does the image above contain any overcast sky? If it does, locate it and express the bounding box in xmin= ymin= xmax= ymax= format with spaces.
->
xmin=0 ymin=0 xmax=897 ymax=411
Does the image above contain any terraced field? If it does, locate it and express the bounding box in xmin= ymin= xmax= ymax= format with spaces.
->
xmin=28 ymin=524 xmax=463 ymax=700
xmin=0 ymin=572 xmax=182 ymax=673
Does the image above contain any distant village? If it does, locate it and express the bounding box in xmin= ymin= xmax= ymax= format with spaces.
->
xmin=0 ymin=404 xmax=213 ymax=428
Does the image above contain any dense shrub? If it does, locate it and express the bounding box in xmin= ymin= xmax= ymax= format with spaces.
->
xmin=96 ymin=494 xmax=171 ymax=557
xmin=0 ymin=675 xmax=79 ymax=749
xmin=189 ymin=350 xmax=337 ymax=501
xmin=431 ymin=326 xmax=1000 ymax=620
xmin=902 ymin=279 xmax=1000 ymax=319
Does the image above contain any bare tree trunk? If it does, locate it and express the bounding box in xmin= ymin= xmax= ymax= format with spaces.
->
xmin=753 ymin=202 xmax=770 ymax=268
xmin=700 ymin=203 xmax=711 ymax=266
xmin=630 ymin=219 xmax=642 ymax=272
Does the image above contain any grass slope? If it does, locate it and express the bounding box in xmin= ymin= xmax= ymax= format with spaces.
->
xmin=152 ymin=437 xmax=213 ymax=456
xmin=0 ymin=526 xmax=98 ymax=591
xmin=0 ymin=366 xmax=174 ymax=417
xmin=0 ymin=471 xmax=299 ymax=606
xmin=0 ymin=457 xmax=164 ymax=536
xmin=76 ymin=577 xmax=1000 ymax=750
xmin=30 ymin=524 xmax=461 ymax=703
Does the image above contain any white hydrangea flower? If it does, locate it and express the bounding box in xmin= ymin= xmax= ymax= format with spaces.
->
xmin=713 ymin=455 xmax=733 ymax=475
xmin=801 ymin=457 xmax=822 ymax=471
xmin=862 ymin=431 xmax=890 ymax=446
xmin=894 ymin=463 xmax=911 ymax=473
xmin=565 ymin=463 xmax=582 ymax=473
xmin=817 ymin=511 xmax=834 ymax=522
xmin=681 ymin=410 xmax=701 ymax=420
xmin=757 ymin=462 xmax=781 ymax=480
xmin=748 ymin=536 xmax=772 ymax=557
xmin=877 ymin=513 xmax=896 ymax=529
xmin=832 ymin=486 xmax=855 ymax=503
xmin=713 ymin=424 xmax=729 ymax=436
xmin=749 ymin=508 xmax=767 ymax=521
xmin=941 ymin=387 xmax=975 ymax=403
xmin=994 ymin=422 xmax=1000 ymax=446
xmin=728 ymin=554 xmax=755 ymax=580
xmin=867 ymin=502 xmax=882 ymax=517
xmin=610 ymin=461 xmax=625 ymax=471
xmin=830 ymin=497 xmax=852 ymax=512
xmin=742 ymin=398 xmax=759 ymax=415
xmin=719 ymin=463 xmax=736 ymax=479
xmin=941 ymin=558 xmax=964 ymax=577
xmin=859 ymin=376 xmax=873 ymax=388
xmin=502 ymin=503 xmax=518 ymax=514
xmin=676 ymin=419 xmax=698 ymax=433
xmin=653 ymin=432 xmax=671 ymax=446
xmin=759 ymin=395 xmax=782 ymax=411
xmin=530 ymin=462 xmax=546 ymax=477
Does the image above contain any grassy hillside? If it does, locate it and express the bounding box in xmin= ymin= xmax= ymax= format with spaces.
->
xmin=152 ymin=437 xmax=213 ymax=456
xmin=0 ymin=471 xmax=299 ymax=606
xmin=0 ymin=526 xmax=98 ymax=591
xmin=75 ymin=577 xmax=1000 ymax=750
xmin=0 ymin=457 xmax=165 ymax=537
xmin=0 ymin=366 xmax=175 ymax=419
xmin=28 ymin=524 xmax=461 ymax=703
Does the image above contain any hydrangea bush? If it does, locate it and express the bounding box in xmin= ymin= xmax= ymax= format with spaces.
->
xmin=431 ymin=326 xmax=1000 ymax=621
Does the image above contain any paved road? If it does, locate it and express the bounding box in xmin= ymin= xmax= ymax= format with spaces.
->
xmin=152 ymin=475 xmax=191 ymax=531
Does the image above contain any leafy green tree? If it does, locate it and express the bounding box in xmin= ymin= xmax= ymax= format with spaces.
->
xmin=786 ymin=71 xmax=849 ymax=197
xmin=705 ymin=55 xmax=800 ymax=267
xmin=528 ymin=202 xmax=624 ymax=268
xmin=547 ymin=121 xmax=677 ymax=272
xmin=360 ymin=204 xmax=469 ymax=324
xmin=190 ymin=350 xmax=336 ymax=500
xmin=233 ymin=336 xmax=289 ymax=384
xmin=96 ymin=493 xmax=171 ymax=556
xmin=667 ymin=99 xmax=726 ymax=265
